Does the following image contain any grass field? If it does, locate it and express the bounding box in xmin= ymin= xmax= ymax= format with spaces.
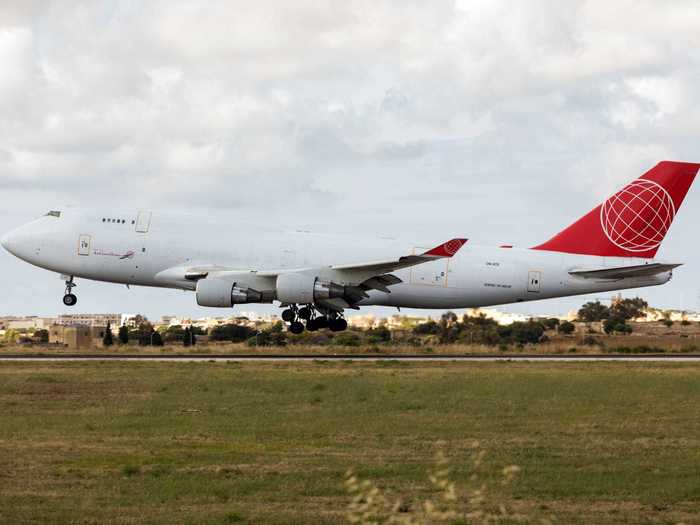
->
xmin=1 ymin=361 xmax=699 ymax=524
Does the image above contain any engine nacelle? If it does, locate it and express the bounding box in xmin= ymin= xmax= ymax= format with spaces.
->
xmin=196 ymin=278 xmax=263 ymax=307
xmin=276 ymin=273 xmax=345 ymax=304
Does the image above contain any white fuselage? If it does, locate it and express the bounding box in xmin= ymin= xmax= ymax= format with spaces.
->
xmin=1 ymin=208 xmax=672 ymax=310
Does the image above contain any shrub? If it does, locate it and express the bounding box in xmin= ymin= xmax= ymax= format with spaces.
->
xmin=413 ymin=320 xmax=439 ymax=335
xmin=246 ymin=328 xmax=287 ymax=347
xmin=210 ymin=323 xmax=257 ymax=343
xmin=608 ymin=345 xmax=665 ymax=354
xmin=498 ymin=321 xmax=544 ymax=344
xmin=580 ymin=335 xmax=599 ymax=346
xmin=367 ymin=326 xmax=391 ymax=343
xmin=558 ymin=321 xmax=575 ymax=334
xmin=603 ymin=317 xmax=632 ymax=334
xmin=333 ymin=333 xmax=361 ymax=347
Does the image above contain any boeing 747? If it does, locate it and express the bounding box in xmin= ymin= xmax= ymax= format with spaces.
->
xmin=2 ymin=161 xmax=697 ymax=333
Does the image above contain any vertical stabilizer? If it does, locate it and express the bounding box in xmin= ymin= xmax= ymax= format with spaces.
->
xmin=533 ymin=161 xmax=699 ymax=258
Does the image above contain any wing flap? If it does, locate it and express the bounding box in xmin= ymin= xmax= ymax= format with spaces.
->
xmin=569 ymin=263 xmax=682 ymax=280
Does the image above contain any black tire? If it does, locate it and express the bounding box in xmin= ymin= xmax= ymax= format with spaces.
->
xmin=315 ymin=316 xmax=329 ymax=329
xmin=330 ymin=318 xmax=348 ymax=332
xmin=298 ymin=306 xmax=312 ymax=320
xmin=281 ymin=309 xmax=295 ymax=322
xmin=289 ymin=321 xmax=304 ymax=334
xmin=62 ymin=294 xmax=77 ymax=306
xmin=306 ymin=318 xmax=319 ymax=332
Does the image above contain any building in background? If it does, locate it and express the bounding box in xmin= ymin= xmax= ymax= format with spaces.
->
xmin=49 ymin=324 xmax=108 ymax=349
xmin=0 ymin=316 xmax=56 ymax=330
xmin=57 ymin=314 xmax=121 ymax=327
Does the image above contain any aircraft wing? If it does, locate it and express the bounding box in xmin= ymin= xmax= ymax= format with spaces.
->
xmin=569 ymin=262 xmax=682 ymax=280
xmin=155 ymin=238 xmax=468 ymax=308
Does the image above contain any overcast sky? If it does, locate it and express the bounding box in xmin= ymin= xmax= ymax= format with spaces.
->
xmin=1 ymin=1 xmax=699 ymax=320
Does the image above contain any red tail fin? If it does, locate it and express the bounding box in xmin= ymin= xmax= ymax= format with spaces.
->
xmin=533 ymin=161 xmax=699 ymax=258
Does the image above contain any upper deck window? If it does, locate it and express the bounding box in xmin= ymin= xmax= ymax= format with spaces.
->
xmin=44 ymin=210 xmax=61 ymax=218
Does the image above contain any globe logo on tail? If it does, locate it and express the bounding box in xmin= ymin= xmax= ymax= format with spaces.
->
xmin=600 ymin=179 xmax=675 ymax=252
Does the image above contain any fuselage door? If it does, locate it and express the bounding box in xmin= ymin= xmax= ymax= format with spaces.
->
xmin=527 ymin=270 xmax=541 ymax=293
xmin=78 ymin=234 xmax=91 ymax=256
xmin=135 ymin=210 xmax=152 ymax=233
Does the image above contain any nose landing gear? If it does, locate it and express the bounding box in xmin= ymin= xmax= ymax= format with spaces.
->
xmin=62 ymin=276 xmax=77 ymax=306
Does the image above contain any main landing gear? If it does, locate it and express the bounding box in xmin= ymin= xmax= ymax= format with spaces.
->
xmin=281 ymin=304 xmax=348 ymax=333
xmin=62 ymin=276 xmax=77 ymax=306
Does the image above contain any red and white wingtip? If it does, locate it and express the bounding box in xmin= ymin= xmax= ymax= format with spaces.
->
xmin=422 ymin=238 xmax=468 ymax=257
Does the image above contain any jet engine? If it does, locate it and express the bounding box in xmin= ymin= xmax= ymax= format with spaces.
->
xmin=196 ymin=278 xmax=263 ymax=307
xmin=276 ymin=273 xmax=345 ymax=304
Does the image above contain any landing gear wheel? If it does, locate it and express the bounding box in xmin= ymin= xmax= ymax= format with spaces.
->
xmin=289 ymin=321 xmax=305 ymax=334
xmin=314 ymin=316 xmax=329 ymax=329
xmin=281 ymin=308 xmax=296 ymax=322
xmin=298 ymin=306 xmax=312 ymax=320
xmin=63 ymin=276 xmax=77 ymax=306
xmin=306 ymin=318 xmax=319 ymax=332
xmin=329 ymin=318 xmax=348 ymax=332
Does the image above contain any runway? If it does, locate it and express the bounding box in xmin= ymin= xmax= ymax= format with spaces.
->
xmin=1 ymin=354 xmax=700 ymax=362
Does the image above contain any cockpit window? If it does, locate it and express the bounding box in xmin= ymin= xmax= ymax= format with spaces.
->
xmin=44 ymin=210 xmax=61 ymax=218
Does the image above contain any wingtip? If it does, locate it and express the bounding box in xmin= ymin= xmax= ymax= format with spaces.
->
xmin=422 ymin=238 xmax=468 ymax=257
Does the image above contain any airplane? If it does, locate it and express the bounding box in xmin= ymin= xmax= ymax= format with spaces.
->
xmin=1 ymin=161 xmax=698 ymax=334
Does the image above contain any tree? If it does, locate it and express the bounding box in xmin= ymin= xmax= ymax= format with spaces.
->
xmin=151 ymin=331 xmax=164 ymax=346
xmin=413 ymin=320 xmax=439 ymax=335
xmin=558 ymin=321 xmax=575 ymax=335
xmin=103 ymin=322 xmax=114 ymax=346
xmin=118 ymin=325 xmax=129 ymax=345
xmin=34 ymin=329 xmax=49 ymax=343
xmin=541 ymin=318 xmax=560 ymax=330
xmin=183 ymin=326 xmax=191 ymax=347
xmin=577 ymin=301 xmax=610 ymax=322
xmin=498 ymin=321 xmax=545 ymax=345
xmin=209 ymin=323 xmax=257 ymax=342
xmin=610 ymin=298 xmax=648 ymax=321
xmin=138 ymin=322 xmax=154 ymax=343
xmin=132 ymin=314 xmax=148 ymax=327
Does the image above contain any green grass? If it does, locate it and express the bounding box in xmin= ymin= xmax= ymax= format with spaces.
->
xmin=0 ymin=361 xmax=699 ymax=524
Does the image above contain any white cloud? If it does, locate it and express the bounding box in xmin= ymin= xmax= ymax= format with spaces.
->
xmin=1 ymin=0 xmax=700 ymax=316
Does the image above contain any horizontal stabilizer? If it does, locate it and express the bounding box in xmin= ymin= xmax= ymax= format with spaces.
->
xmin=569 ymin=263 xmax=682 ymax=280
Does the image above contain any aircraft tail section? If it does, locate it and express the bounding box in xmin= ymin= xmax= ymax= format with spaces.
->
xmin=533 ymin=161 xmax=699 ymax=258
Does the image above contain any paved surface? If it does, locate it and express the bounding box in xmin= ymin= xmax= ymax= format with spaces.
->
xmin=1 ymin=354 xmax=700 ymax=362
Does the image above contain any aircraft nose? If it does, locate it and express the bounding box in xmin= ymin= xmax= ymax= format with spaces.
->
xmin=1 ymin=229 xmax=16 ymax=254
